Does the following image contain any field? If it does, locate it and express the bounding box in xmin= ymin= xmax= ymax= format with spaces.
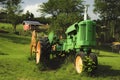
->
xmin=0 ymin=23 xmax=120 ymax=80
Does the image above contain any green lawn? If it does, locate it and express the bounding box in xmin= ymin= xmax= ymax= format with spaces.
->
xmin=0 ymin=23 xmax=23 ymax=31
xmin=0 ymin=32 xmax=120 ymax=80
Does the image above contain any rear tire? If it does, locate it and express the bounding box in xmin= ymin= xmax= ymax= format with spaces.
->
xmin=75 ymin=52 xmax=85 ymax=73
xmin=39 ymin=37 xmax=51 ymax=64
xmin=36 ymin=41 xmax=41 ymax=64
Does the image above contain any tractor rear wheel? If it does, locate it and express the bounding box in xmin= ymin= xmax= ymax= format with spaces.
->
xmin=40 ymin=37 xmax=51 ymax=63
xmin=36 ymin=41 xmax=41 ymax=64
xmin=75 ymin=52 xmax=85 ymax=73
xmin=35 ymin=37 xmax=51 ymax=64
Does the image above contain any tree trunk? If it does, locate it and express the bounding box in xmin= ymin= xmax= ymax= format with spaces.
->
xmin=12 ymin=24 xmax=16 ymax=32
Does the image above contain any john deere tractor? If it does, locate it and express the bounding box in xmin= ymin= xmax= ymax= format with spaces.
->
xmin=35 ymin=5 xmax=98 ymax=73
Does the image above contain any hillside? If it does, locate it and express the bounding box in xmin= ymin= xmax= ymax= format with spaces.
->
xmin=0 ymin=32 xmax=120 ymax=80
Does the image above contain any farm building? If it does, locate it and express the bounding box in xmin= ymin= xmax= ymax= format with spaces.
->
xmin=22 ymin=21 xmax=43 ymax=31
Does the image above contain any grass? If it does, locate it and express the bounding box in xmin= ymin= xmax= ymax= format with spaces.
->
xmin=0 ymin=24 xmax=120 ymax=80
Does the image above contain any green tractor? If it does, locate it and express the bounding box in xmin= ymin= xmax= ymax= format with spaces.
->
xmin=35 ymin=6 xmax=98 ymax=73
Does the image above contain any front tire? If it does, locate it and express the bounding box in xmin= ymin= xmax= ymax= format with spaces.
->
xmin=75 ymin=52 xmax=85 ymax=73
xmin=89 ymin=53 xmax=98 ymax=68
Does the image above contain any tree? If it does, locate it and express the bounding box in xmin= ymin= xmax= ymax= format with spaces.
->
xmin=94 ymin=0 xmax=120 ymax=20
xmin=0 ymin=11 xmax=8 ymax=22
xmin=25 ymin=10 xmax=31 ymax=19
xmin=4 ymin=0 xmax=23 ymax=32
xmin=30 ymin=13 xmax=34 ymax=19
xmin=22 ymin=10 xmax=34 ymax=20
xmin=0 ymin=0 xmax=9 ymax=22
xmin=0 ymin=0 xmax=7 ymax=5
xmin=39 ymin=0 xmax=84 ymax=33
xmin=94 ymin=0 xmax=120 ymax=42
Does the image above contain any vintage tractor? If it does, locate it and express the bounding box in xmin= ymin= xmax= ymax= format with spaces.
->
xmin=33 ymin=6 xmax=98 ymax=73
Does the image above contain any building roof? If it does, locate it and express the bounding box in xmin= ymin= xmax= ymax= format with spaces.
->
xmin=23 ymin=21 xmax=43 ymax=26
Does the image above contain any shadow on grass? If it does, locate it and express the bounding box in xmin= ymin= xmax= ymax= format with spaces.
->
xmin=0 ymin=29 xmax=9 ymax=33
xmin=37 ymin=55 xmax=75 ymax=71
xmin=0 ymin=51 xmax=9 ymax=55
xmin=27 ymin=55 xmax=63 ymax=70
xmin=0 ymin=33 xmax=30 ymax=44
xmin=94 ymin=45 xmax=120 ymax=55
xmin=37 ymin=58 xmax=65 ymax=71
xmin=94 ymin=65 xmax=120 ymax=77
xmin=98 ymin=55 xmax=118 ymax=57
xmin=37 ymin=56 xmax=73 ymax=71
xmin=96 ymin=45 xmax=112 ymax=52
xmin=47 ymin=57 xmax=66 ymax=70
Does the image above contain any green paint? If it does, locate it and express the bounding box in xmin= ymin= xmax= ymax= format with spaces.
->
xmin=48 ymin=20 xmax=96 ymax=53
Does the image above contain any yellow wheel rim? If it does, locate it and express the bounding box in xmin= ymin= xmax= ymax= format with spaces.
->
xmin=36 ymin=41 xmax=41 ymax=64
xmin=75 ymin=56 xmax=83 ymax=73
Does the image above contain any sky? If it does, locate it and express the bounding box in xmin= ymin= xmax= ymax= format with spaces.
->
xmin=22 ymin=0 xmax=99 ymax=20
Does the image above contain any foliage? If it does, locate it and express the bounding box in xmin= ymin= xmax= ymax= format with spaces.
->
xmin=39 ymin=0 xmax=84 ymax=33
xmin=94 ymin=0 xmax=120 ymax=42
xmin=0 ymin=12 xmax=8 ymax=22
xmin=34 ymin=17 xmax=51 ymax=24
xmin=94 ymin=0 xmax=120 ymax=20
xmin=51 ymin=12 xmax=83 ymax=33
xmin=2 ymin=0 xmax=23 ymax=32
xmin=40 ymin=0 xmax=84 ymax=17
xmin=0 ymin=0 xmax=7 ymax=5
xmin=22 ymin=10 xmax=35 ymax=20
xmin=0 ymin=0 xmax=5 ymax=2
xmin=0 ymin=0 xmax=7 ymax=22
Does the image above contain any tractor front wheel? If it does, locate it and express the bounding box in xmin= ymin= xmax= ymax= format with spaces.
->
xmin=89 ymin=53 xmax=98 ymax=68
xmin=75 ymin=52 xmax=85 ymax=73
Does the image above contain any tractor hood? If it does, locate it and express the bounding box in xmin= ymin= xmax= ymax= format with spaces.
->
xmin=65 ymin=22 xmax=78 ymax=34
